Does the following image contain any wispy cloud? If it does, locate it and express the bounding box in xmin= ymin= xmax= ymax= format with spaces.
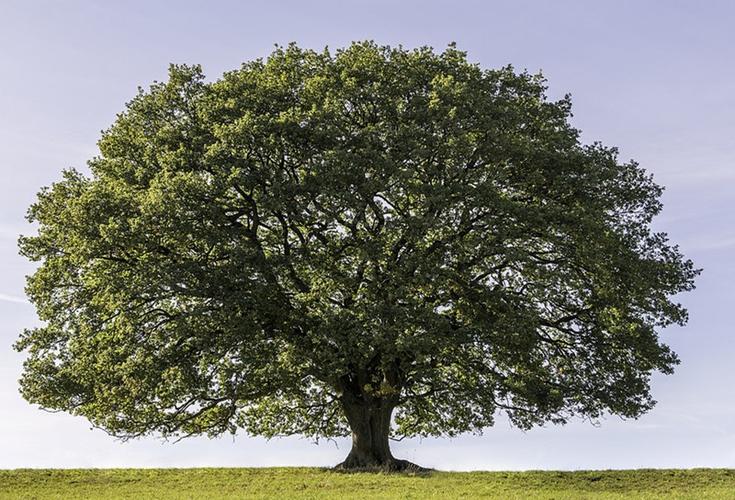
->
xmin=660 ymin=165 xmax=735 ymax=186
xmin=0 ymin=293 xmax=29 ymax=305
xmin=684 ymin=236 xmax=735 ymax=252
xmin=0 ymin=224 xmax=24 ymax=241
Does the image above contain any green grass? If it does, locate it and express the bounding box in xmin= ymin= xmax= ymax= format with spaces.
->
xmin=1 ymin=468 xmax=734 ymax=499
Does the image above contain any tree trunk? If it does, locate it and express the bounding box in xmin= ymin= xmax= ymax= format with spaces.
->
xmin=335 ymin=397 xmax=424 ymax=472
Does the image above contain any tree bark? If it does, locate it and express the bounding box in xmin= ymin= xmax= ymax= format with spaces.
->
xmin=334 ymin=396 xmax=424 ymax=472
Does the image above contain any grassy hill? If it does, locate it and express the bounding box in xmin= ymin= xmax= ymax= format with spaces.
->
xmin=1 ymin=468 xmax=734 ymax=499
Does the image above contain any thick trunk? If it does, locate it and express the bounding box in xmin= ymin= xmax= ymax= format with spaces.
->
xmin=335 ymin=397 xmax=424 ymax=472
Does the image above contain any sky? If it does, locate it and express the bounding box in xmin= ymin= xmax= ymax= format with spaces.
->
xmin=0 ymin=0 xmax=733 ymax=470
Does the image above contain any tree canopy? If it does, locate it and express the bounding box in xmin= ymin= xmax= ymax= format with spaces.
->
xmin=17 ymin=42 xmax=698 ymax=469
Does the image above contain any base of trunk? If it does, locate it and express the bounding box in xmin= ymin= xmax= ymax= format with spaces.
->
xmin=336 ymin=393 xmax=428 ymax=472
xmin=333 ymin=456 xmax=429 ymax=473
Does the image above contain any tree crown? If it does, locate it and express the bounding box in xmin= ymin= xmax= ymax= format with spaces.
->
xmin=18 ymin=42 xmax=698 ymax=442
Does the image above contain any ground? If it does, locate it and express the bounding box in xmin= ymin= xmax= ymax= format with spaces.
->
xmin=1 ymin=468 xmax=733 ymax=499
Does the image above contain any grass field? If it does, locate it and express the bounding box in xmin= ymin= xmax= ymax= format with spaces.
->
xmin=1 ymin=468 xmax=734 ymax=499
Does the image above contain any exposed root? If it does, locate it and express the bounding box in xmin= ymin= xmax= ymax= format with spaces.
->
xmin=333 ymin=458 xmax=431 ymax=474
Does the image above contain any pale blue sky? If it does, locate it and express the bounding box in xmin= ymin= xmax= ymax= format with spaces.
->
xmin=1 ymin=0 xmax=733 ymax=470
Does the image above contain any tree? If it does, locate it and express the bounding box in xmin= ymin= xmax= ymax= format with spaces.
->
xmin=17 ymin=42 xmax=698 ymax=471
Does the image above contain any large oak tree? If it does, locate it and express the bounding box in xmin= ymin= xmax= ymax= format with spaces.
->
xmin=17 ymin=42 xmax=698 ymax=470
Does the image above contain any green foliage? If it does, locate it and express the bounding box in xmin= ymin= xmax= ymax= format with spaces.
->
xmin=1 ymin=468 xmax=734 ymax=499
xmin=17 ymin=42 xmax=698 ymax=442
